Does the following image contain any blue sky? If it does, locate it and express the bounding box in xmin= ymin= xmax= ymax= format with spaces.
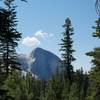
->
xmin=13 ymin=0 xmax=99 ymax=71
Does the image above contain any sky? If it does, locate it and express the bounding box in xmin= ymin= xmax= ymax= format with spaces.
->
xmin=1 ymin=0 xmax=99 ymax=71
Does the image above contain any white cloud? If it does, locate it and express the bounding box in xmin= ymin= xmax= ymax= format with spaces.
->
xmin=22 ymin=36 xmax=40 ymax=47
xmin=22 ymin=30 xmax=53 ymax=47
xmin=35 ymin=30 xmax=53 ymax=39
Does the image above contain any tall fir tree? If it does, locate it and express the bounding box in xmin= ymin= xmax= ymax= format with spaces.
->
xmin=0 ymin=7 xmax=7 ymax=83
xmin=86 ymin=18 xmax=100 ymax=71
xmin=86 ymin=18 xmax=100 ymax=100
xmin=86 ymin=1 xmax=100 ymax=99
xmin=86 ymin=18 xmax=100 ymax=69
xmin=60 ymin=18 xmax=75 ymax=82
xmin=0 ymin=0 xmax=26 ymax=99
xmin=0 ymin=0 xmax=22 ymax=76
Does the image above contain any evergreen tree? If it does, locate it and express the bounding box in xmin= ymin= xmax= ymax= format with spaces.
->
xmin=0 ymin=0 xmax=26 ymax=99
xmin=86 ymin=18 xmax=100 ymax=100
xmin=74 ymin=69 xmax=89 ymax=100
xmin=45 ymin=74 xmax=63 ymax=100
xmin=92 ymin=18 xmax=100 ymax=38
xmin=69 ymin=82 xmax=80 ymax=100
xmin=0 ymin=5 xmax=15 ymax=100
xmin=23 ymin=73 xmax=42 ymax=100
xmin=86 ymin=19 xmax=100 ymax=68
xmin=0 ymin=8 xmax=8 ymax=76
xmin=60 ymin=18 xmax=75 ymax=82
xmin=3 ymin=70 xmax=22 ymax=100
xmin=61 ymin=79 xmax=70 ymax=100
xmin=40 ymin=80 xmax=46 ymax=100
xmin=0 ymin=0 xmax=22 ymax=76
xmin=3 ymin=71 xmax=42 ymax=100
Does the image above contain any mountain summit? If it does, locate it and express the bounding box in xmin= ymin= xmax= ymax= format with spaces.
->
xmin=19 ymin=47 xmax=61 ymax=80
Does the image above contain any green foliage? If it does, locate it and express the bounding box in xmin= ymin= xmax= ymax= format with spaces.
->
xmin=60 ymin=18 xmax=75 ymax=82
xmin=45 ymin=74 xmax=63 ymax=100
xmin=0 ymin=0 xmax=22 ymax=76
xmin=86 ymin=69 xmax=100 ymax=100
xmin=92 ymin=18 xmax=100 ymax=38
xmin=3 ymin=71 xmax=42 ymax=100
xmin=69 ymin=83 xmax=80 ymax=100
xmin=3 ymin=71 xmax=22 ymax=100
xmin=86 ymin=48 xmax=100 ymax=68
xmin=86 ymin=18 xmax=100 ymax=100
xmin=61 ymin=79 xmax=70 ymax=100
xmin=74 ymin=69 xmax=89 ymax=100
xmin=0 ymin=1 xmax=99 ymax=99
xmin=0 ymin=0 xmax=22 ymax=98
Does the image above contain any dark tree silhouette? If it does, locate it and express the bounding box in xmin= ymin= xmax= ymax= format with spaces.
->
xmin=0 ymin=0 xmax=22 ymax=76
xmin=60 ymin=18 xmax=75 ymax=82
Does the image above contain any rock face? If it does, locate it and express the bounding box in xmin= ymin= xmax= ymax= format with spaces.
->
xmin=19 ymin=47 xmax=61 ymax=80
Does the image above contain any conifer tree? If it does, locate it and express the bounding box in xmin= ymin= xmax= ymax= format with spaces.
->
xmin=0 ymin=0 xmax=26 ymax=99
xmin=0 ymin=0 xmax=22 ymax=76
xmin=86 ymin=18 xmax=100 ymax=67
xmin=4 ymin=72 xmax=41 ymax=100
xmin=24 ymin=73 xmax=42 ymax=100
xmin=86 ymin=18 xmax=100 ymax=68
xmin=40 ymin=80 xmax=46 ymax=100
xmin=60 ymin=18 xmax=75 ymax=82
xmin=92 ymin=18 xmax=100 ymax=38
xmin=86 ymin=18 xmax=100 ymax=100
xmin=3 ymin=71 xmax=22 ymax=100
xmin=0 ymin=9 xmax=7 ymax=97
xmin=44 ymin=74 xmax=63 ymax=100
xmin=69 ymin=82 xmax=80 ymax=100
xmin=86 ymin=1 xmax=100 ymax=99
xmin=74 ymin=69 xmax=89 ymax=100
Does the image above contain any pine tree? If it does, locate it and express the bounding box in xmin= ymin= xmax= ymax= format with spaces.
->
xmin=3 ymin=71 xmax=22 ymax=100
xmin=0 ymin=8 xmax=8 ymax=75
xmin=86 ymin=19 xmax=100 ymax=68
xmin=60 ymin=18 xmax=75 ymax=83
xmin=24 ymin=73 xmax=42 ymax=100
xmin=0 ymin=6 xmax=14 ymax=100
xmin=86 ymin=18 xmax=100 ymax=100
xmin=0 ymin=0 xmax=22 ymax=76
xmin=44 ymin=74 xmax=63 ymax=100
xmin=0 ymin=0 xmax=26 ymax=99
xmin=74 ymin=69 xmax=89 ymax=100
xmin=3 ymin=72 xmax=42 ymax=100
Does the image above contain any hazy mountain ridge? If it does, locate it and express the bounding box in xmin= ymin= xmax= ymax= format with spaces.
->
xmin=18 ymin=47 xmax=61 ymax=80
